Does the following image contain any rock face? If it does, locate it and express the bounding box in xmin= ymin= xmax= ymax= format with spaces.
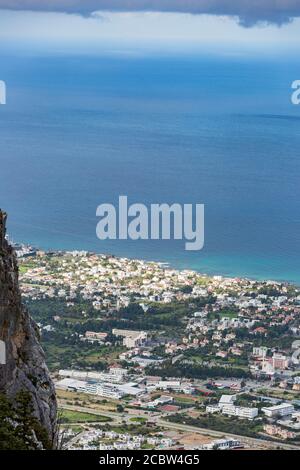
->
xmin=0 ymin=210 xmax=57 ymax=447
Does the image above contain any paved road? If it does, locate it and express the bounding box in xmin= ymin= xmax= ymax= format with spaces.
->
xmin=59 ymin=402 xmax=300 ymax=451
xmin=156 ymin=418 xmax=300 ymax=450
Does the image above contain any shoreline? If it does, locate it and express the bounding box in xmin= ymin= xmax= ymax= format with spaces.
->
xmin=15 ymin=239 xmax=298 ymax=288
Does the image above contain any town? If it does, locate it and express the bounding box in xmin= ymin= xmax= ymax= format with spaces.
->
xmin=17 ymin=245 xmax=300 ymax=450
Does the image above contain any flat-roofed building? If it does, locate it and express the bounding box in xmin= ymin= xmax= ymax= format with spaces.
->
xmin=253 ymin=346 xmax=268 ymax=358
xmin=85 ymin=331 xmax=108 ymax=342
xmin=218 ymin=394 xmax=236 ymax=408
xmin=112 ymin=329 xmax=148 ymax=348
xmin=203 ymin=438 xmax=242 ymax=450
xmin=206 ymin=405 xmax=220 ymax=414
xmin=222 ymin=405 xmax=258 ymax=420
xmin=271 ymin=354 xmax=289 ymax=370
xmin=262 ymin=403 xmax=294 ymax=418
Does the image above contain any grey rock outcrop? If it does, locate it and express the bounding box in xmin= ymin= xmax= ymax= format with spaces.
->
xmin=0 ymin=210 xmax=57 ymax=447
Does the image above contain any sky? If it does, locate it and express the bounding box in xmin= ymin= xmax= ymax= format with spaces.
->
xmin=0 ymin=2 xmax=300 ymax=56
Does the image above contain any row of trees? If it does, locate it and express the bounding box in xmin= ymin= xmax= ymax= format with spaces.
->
xmin=145 ymin=363 xmax=251 ymax=379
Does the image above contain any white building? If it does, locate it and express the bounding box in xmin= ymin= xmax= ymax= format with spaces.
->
xmin=206 ymin=405 xmax=220 ymax=414
xmin=95 ymin=383 xmax=126 ymax=399
xmin=55 ymin=378 xmax=88 ymax=393
xmin=253 ymin=346 xmax=268 ymax=357
xmin=112 ymin=329 xmax=148 ymax=348
xmin=58 ymin=367 xmax=127 ymax=384
xmin=194 ymin=311 xmax=207 ymax=318
xmin=203 ymin=438 xmax=242 ymax=450
xmin=153 ymin=380 xmax=194 ymax=394
xmin=222 ymin=405 xmax=258 ymax=420
xmin=218 ymin=394 xmax=236 ymax=408
xmin=262 ymin=403 xmax=294 ymax=418
xmin=84 ymin=331 xmax=108 ymax=342
xmin=55 ymin=377 xmax=142 ymax=399
xmin=236 ymin=407 xmax=259 ymax=420
xmin=207 ymin=397 xmax=258 ymax=420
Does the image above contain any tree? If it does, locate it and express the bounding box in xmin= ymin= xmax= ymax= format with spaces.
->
xmin=0 ymin=391 xmax=52 ymax=450
xmin=0 ymin=394 xmax=28 ymax=450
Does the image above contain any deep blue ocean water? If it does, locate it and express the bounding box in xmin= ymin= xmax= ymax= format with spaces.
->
xmin=0 ymin=55 xmax=300 ymax=283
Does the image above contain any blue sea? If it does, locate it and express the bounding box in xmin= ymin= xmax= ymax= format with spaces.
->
xmin=0 ymin=54 xmax=300 ymax=283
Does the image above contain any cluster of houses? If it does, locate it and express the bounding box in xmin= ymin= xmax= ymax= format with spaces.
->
xmin=19 ymin=251 xmax=300 ymax=333
xmin=67 ymin=429 xmax=174 ymax=451
xmin=19 ymin=251 xmax=214 ymax=310
xmin=18 ymin=250 xmax=300 ymax=380
xmin=17 ymin=249 xmax=300 ymax=447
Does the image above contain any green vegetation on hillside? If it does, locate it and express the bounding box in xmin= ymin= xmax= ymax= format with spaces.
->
xmin=0 ymin=391 xmax=52 ymax=450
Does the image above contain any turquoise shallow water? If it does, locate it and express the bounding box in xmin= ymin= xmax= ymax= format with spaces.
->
xmin=0 ymin=55 xmax=300 ymax=283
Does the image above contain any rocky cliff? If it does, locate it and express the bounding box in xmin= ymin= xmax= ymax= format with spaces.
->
xmin=0 ymin=210 xmax=57 ymax=447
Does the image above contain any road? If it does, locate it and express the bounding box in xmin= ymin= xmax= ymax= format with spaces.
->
xmin=156 ymin=418 xmax=300 ymax=450
xmin=58 ymin=402 xmax=300 ymax=450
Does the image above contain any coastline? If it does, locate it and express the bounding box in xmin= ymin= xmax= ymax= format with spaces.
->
xmin=14 ymin=239 xmax=298 ymax=288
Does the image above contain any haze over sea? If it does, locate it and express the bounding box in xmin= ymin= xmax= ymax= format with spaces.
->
xmin=0 ymin=54 xmax=300 ymax=283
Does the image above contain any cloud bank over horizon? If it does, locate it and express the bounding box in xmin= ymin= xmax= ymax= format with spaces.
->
xmin=1 ymin=0 xmax=300 ymax=27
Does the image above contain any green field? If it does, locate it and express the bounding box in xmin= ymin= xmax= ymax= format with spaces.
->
xmin=129 ymin=417 xmax=147 ymax=424
xmin=59 ymin=409 xmax=111 ymax=424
